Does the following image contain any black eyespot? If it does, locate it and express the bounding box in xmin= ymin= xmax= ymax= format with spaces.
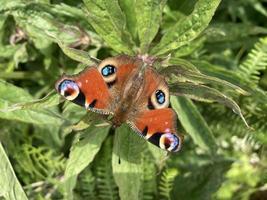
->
xmin=101 ymin=65 xmax=116 ymax=77
xmin=155 ymin=90 xmax=165 ymax=104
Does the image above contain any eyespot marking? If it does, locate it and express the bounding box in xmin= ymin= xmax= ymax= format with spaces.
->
xmin=159 ymin=133 xmax=181 ymax=152
xmin=98 ymin=64 xmax=117 ymax=83
xmin=155 ymin=90 xmax=165 ymax=104
xmin=150 ymin=85 xmax=170 ymax=109
xmin=57 ymin=79 xmax=79 ymax=101
xmin=101 ymin=65 xmax=116 ymax=76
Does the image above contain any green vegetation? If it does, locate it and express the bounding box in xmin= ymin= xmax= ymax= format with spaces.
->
xmin=0 ymin=0 xmax=267 ymax=199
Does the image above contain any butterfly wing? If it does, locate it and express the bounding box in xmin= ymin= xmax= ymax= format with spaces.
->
xmin=56 ymin=67 xmax=112 ymax=114
xmin=128 ymin=68 xmax=183 ymax=152
xmin=55 ymin=55 xmax=140 ymax=114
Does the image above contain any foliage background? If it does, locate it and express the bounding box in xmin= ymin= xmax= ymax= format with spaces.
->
xmin=0 ymin=0 xmax=267 ymax=200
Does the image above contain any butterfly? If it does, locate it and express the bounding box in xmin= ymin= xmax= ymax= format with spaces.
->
xmin=55 ymin=55 xmax=183 ymax=152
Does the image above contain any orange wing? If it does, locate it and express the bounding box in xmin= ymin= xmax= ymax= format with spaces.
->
xmin=129 ymin=108 xmax=182 ymax=152
xmin=56 ymin=67 xmax=112 ymax=114
xmin=55 ymin=55 xmax=141 ymax=114
xmin=129 ymin=68 xmax=183 ymax=152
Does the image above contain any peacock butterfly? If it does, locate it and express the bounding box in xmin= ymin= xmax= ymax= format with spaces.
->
xmin=55 ymin=55 xmax=183 ymax=152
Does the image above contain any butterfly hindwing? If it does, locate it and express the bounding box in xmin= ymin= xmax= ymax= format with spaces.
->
xmin=129 ymin=67 xmax=183 ymax=152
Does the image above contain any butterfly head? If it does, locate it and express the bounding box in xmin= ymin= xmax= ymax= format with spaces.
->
xmin=56 ymin=79 xmax=80 ymax=101
xmin=160 ymin=133 xmax=182 ymax=152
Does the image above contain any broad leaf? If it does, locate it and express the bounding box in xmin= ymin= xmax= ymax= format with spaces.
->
xmin=54 ymin=38 xmax=98 ymax=66
xmin=119 ymin=0 xmax=138 ymax=40
xmin=136 ymin=0 xmax=166 ymax=53
xmin=63 ymin=125 xmax=110 ymax=200
xmin=0 ymin=143 xmax=28 ymax=200
xmin=151 ymin=0 xmax=221 ymax=55
xmin=169 ymin=82 xmax=249 ymax=127
xmin=4 ymin=91 xmax=61 ymax=111
xmin=191 ymin=60 xmax=250 ymax=90
xmin=171 ymin=96 xmax=217 ymax=154
xmin=112 ymin=125 xmax=145 ymax=200
xmin=0 ymin=80 xmax=63 ymax=125
xmin=83 ymin=0 xmax=135 ymax=54
xmin=161 ymin=64 xmax=248 ymax=95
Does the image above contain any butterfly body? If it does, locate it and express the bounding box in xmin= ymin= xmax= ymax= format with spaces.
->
xmin=56 ymin=55 xmax=183 ymax=152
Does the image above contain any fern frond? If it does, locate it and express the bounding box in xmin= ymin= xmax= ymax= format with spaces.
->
xmin=75 ymin=167 xmax=96 ymax=199
xmin=158 ymin=168 xmax=178 ymax=200
xmin=14 ymin=144 xmax=65 ymax=183
xmin=93 ymin=135 xmax=119 ymax=200
xmin=239 ymin=37 xmax=267 ymax=86
xmin=139 ymin=149 xmax=157 ymax=200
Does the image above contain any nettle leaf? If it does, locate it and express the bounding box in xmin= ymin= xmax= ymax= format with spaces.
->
xmin=151 ymin=0 xmax=221 ymax=56
xmin=54 ymin=38 xmax=97 ymax=66
xmin=0 ymin=80 xmax=63 ymax=125
xmin=6 ymin=3 xmax=87 ymax=50
xmin=119 ymin=0 xmax=138 ymax=40
xmin=191 ymin=60 xmax=250 ymax=90
xmin=0 ymin=44 xmax=23 ymax=59
xmin=204 ymin=23 xmax=267 ymax=43
xmin=4 ymin=90 xmax=61 ymax=111
xmin=0 ymin=143 xmax=28 ymax=200
xmin=136 ymin=0 xmax=167 ymax=53
xmin=63 ymin=125 xmax=110 ymax=200
xmin=162 ymin=63 xmax=248 ymax=95
xmin=83 ymin=0 xmax=135 ymax=54
xmin=171 ymin=96 xmax=217 ymax=154
xmin=169 ymin=83 xmax=249 ymax=128
xmin=112 ymin=125 xmax=145 ymax=200
xmin=173 ymin=37 xmax=205 ymax=58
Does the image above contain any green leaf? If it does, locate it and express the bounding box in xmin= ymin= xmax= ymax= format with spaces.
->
xmin=172 ymin=37 xmax=205 ymax=58
xmin=3 ymin=90 xmax=61 ymax=111
xmin=63 ymin=125 xmax=110 ymax=200
xmin=112 ymin=124 xmax=145 ymax=200
xmin=159 ymin=168 xmax=179 ymax=200
xmin=161 ymin=63 xmax=248 ymax=95
xmin=136 ymin=0 xmax=166 ymax=53
xmin=172 ymin=158 xmax=232 ymax=200
xmin=239 ymin=36 xmax=267 ymax=87
xmin=150 ymin=0 xmax=221 ymax=55
xmin=118 ymin=0 xmax=138 ymax=40
xmin=204 ymin=23 xmax=267 ymax=43
xmin=0 ymin=44 xmax=22 ymax=59
xmin=0 ymin=80 xmax=63 ymax=125
xmin=169 ymin=82 xmax=249 ymax=128
xmin=0 ymin=143 xmax=28 ymax=200
xmin=53 ymin=37 xmax=97 ymax=66
xmin=83 ymin=0 xmax=135 ymax=54
xmin=190 ymin=60 xmax=250 ymax=90
xmin=171 ymin=96 xmax=217 ymax=154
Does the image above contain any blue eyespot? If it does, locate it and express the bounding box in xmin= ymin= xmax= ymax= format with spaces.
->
xmin=58 ymin=79 xmax=79 ymax=98
xmin=101 ymin=65 xmax=116 ymax=77
xmin=164 ymin=133 xmax=180 ymax=152
xmin=155 ymin=90 xmax=165 ymax=104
